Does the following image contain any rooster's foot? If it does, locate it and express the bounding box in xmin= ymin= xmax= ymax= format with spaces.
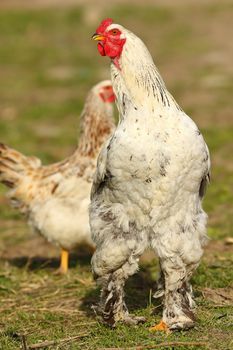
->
xmin=149 ymin=320 xmax=169 ymax=332
xmin=121 ymin=314 xmax=146 ymax=325
xmin=101 ymin=312 xmax=146 ymax=328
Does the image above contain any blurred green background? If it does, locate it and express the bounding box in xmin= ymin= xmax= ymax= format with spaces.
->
xmin=0 ymin=0 xmax=232 ymax=239
xmin=0 ymin=1 xmax=232 ymax=349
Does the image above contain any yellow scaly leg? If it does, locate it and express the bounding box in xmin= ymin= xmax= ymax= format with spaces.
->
xmin=54 ymin=248 xmax=69 ymax=275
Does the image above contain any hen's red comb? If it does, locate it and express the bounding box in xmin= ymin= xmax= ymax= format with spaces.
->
xmin=96 ymin=18 xmax=113 ymax=34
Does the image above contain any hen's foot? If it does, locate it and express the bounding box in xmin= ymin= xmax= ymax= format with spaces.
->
xmin=53 ymin=266 xmax=68 ymax=275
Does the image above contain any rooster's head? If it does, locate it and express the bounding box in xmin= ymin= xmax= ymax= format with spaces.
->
xmin=92 ymin=18 xmax=126 ymax=62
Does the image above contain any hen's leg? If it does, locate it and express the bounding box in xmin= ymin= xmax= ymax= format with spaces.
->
xmin=92 ymin=241 xmax=145 ymax=327
xmin=54 ymin=248 xmax=69 ymax=275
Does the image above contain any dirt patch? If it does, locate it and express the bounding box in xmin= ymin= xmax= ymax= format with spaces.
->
xmin=205 ymin=239 xmax=233 ymax=255
xmin=0 ymin=234 xmax=59 ymax=260
xmin=202 ymin=286 xmax=233 ymax=305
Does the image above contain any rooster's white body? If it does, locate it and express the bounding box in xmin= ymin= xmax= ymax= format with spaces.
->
xmin=90 ymin=24 xmax=210 ymax=329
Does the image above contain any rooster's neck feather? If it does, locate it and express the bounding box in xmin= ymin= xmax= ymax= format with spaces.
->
xmin=111 ymin=31 xmax=182 ymax=117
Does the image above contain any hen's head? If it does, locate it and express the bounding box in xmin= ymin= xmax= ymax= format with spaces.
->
xmin=78 ymin=80 xmax=115 ymax=157
xmin=85 ymin=80 xmax=115 ymax=121
xmin=92 ymin=18 xmax=126 ymax=61
xmin=85 ymin=80 xmax=115 ymax=117
xmin=94 ymin=80 xmax=115 ymax=103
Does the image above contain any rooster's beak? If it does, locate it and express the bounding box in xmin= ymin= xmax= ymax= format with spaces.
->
xmin=92 ymin=33 xmax=105 ymax=41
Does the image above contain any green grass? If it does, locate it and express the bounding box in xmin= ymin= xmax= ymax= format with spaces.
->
xmin=0 ymin=1 xmax=232 ymax=349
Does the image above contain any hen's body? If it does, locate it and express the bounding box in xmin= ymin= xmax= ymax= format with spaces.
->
xmin=90 ymin=23 xmax=210 ymax=329
xmin=0 ymin=80 xmax=115 ymax=273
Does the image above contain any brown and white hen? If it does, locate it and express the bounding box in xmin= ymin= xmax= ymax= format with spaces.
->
xmin=90 ymin=19 xmax=210 ymax=330
xmin=0 ymin=80 xmax=115 ymax=274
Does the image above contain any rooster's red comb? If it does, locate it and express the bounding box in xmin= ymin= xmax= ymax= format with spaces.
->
xmin=96 ymin=18 xmax=114 ymax=34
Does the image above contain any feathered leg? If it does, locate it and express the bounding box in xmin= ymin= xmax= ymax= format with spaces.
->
xmin=150 ymin=207 xmax=207 ymax=331
xmin=90 ymin=200 xmax=149 ymax=327
xmin=150 ymin=257 xmax=199 ymax=331
xmin=92 ymin=241 xmax=146 ymax=327
xmin=93 ymin=259 xmax=146 ymax=327
xmin=153 ymin=260 xmax=195 ymax=307
xmin=153 ymin=259 xmax=165 ymax=299
xmin=163 ymin=259 xmax=198 ymax=330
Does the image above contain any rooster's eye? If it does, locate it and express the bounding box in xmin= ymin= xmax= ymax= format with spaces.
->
xmin=111 ymin=29 xmax=119 ymax=36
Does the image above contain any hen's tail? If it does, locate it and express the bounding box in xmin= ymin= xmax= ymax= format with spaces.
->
xmin=0 ymin=143 xmax=41 ymax=188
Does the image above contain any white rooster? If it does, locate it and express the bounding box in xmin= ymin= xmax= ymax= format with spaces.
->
xmin=0 ymin=80 xmax=115 ymax=274
xmin=90 ymin=19 xmax=210 ymax=330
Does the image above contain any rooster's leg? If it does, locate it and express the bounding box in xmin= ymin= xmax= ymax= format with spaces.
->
xmin=90 ymin=206 xmax=148 ymax=327
xmin=55 ymin=248 xmax=69 ymax=275
xmin=151 ymin=257 xmax=198 ymax=331
xmin=98 ymin=265 xmax=146 ymax=327
xmin=153 ymin=259 xmax=165 ymax=299
xmin=92 ymin=246 xmax=146 ymax=327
